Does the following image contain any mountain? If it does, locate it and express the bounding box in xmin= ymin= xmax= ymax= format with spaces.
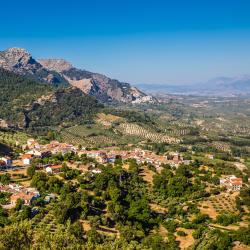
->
xmin=0 ymin=68 xmax=102 ymax=129
xmin=0 ymin=47 xmax=154 ymax=103
xmin=137 ymin=75 xmax=250 ymax=97
xmin=38 ymin=58 xmax=155 ymax=104
xmin=0 ymin=48 xmax=68 ymax=86
xmin=204 ymin=75 xmax=250 ymax=95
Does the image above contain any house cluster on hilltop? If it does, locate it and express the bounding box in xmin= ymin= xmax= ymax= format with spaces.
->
xmin=22 ymin=138 xmax=188 ymax=169
xmin=25 ymin=139 xmax=76 ymax=154
xmin=0 ymin=183 xmax=40 ymax=206
xmin=220 ymin=175 xmax=243 ymax=192
xmin=78 ymin=148 xmax=188 ymax=168
xmin=20 ymin=139 xmax=77 ymax=165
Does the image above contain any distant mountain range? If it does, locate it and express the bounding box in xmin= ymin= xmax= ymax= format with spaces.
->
xmin=0 ymin=47 xmax=154 ymax=104
xmin=136 ymin=75 xmax=250 ymax=97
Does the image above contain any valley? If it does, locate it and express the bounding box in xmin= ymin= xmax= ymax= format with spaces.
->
xmin=0 ymin=48 xmax=249 ymax=250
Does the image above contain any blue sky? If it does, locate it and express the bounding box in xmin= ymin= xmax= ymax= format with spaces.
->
xmin=1 ymin=0 xmax=250 ymax=84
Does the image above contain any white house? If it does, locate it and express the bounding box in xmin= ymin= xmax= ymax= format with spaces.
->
xmin=0 ymin=156 xmax=12 ymax=167
xmin=45 ymin=165 xmax=63 ymax=174
xmin=21 ymin=154 xmax=33 ymax=165
xmin=220 ymin=175 xmax=243 ymax=191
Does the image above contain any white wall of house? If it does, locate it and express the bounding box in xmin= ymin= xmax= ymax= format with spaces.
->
xmin=23 ymin=158 xmax=31 ymax=165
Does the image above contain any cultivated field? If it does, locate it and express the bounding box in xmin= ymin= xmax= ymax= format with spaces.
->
xmin=0 ymin=130 xmax=29 ymax=146
xmin=117 ymin=123 xmax=180 ymax=144
xmin=199 ymin=193 xmax=238 ymax=219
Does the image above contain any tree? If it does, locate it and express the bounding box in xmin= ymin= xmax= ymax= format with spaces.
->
xmin=0 ymin=221 xmax=33 ymax=250
xmin=142 ymin=234 xmax=169 ymax=250
xmin=33 ymin=223 xmax=83 ymax=249
xmin=27 ymin=165 xmax=36 ymax=178
xmin=0 ymin=174 xmax=11 ymax=185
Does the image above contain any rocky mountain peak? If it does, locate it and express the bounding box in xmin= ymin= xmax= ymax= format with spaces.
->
xmin=5 ymin=47 xmax=30 ymax=56
xmin=38 ymin=59 xmax=73 ymax=72
xmin=0 ymin=47 xmax=156 ymax=103
xmin=0 ymin=47 xmax=38 ymax=71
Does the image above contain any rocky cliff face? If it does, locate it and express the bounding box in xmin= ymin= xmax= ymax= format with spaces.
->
xmin=37 ymin=59 xmax=73 ymax=72
xmin=0 ymin=48 xmax=155 ymax=104
xmin=0 ymin=48 xmax=67 ymax=85
xmin=39 ymin=59 xmax=156 ymax=104
xmin=0 ymin=48 xmax=37 ymax=71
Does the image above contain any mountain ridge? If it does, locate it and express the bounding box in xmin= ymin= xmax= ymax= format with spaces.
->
xmin=0 ymin=47 xmax=155 ymax=104
xmin=136 ymin=75 xmax=250 ymax=97
xmin=0 ymin=67 xmax=102 ymax=129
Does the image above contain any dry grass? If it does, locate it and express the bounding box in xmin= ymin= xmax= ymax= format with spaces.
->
xmin=158 ymin=224 xmax=168 ymax=240
xmin=199 ymin=200 xmax=219 ymax=219
xmin=199 ymin=193 xmax=238 ymax=219
xmin=233 ymin=242 xmax=250 ymax=250
xmin=80 ymin=220 xmax=91 ymax=232
xmin=12 ymin=160 xmax=22 ymax=166
xmin=149 ymin=203 xmax=168 ymax=214
xmin=140 ymin=166 xmax=155 ymax=184
xmin=96 ymin=113 xmax=125 ymax=127
xmin=175 ymin=228 xmax=194 ymax=250
xmin=20 ymin=179 xmax=31 ymax=187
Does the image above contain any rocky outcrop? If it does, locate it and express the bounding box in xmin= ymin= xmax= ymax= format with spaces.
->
xmin=59 ymin=66 xmax=156 ymax=104
xmin=0 ymin=48 xmax=41 ymax=73
xmin=37 ymin=59 xmax=73 ymax=72
xmin=0 ymin=48 xmax=68 ymax=85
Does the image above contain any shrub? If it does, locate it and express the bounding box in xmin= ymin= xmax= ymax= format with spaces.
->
xmin=177 ymin=230 xmax=187 ymax=237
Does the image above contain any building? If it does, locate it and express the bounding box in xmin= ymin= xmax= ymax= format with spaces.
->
xmin=172 ymin=153 xmax=183 ymax=163
xmin=220 ymin=175 xmax=243 ymax=191
xmin=79 ymin=150 xmax=108 ymax=163
xmin=21 ymin=154 xmax=33 ymax=165
xmin=90 ymin=169 xmax=102 ymax=174
xmin=10 ymin=191 xmax=40 ymax=206
xmin=44 ymin=193 xmax=56 ymax=203
xmin=0 ymin=156 xmax=12 ymax=167
xmin=45 ymin=165 xmax=63 ymax=174
xmin=26 ymin=149 xmax=51 ymax=158
xmin=26 ymin=138 xmax=40 ymax=149
xmin=88 ymin=165 xmax=102 ymax=174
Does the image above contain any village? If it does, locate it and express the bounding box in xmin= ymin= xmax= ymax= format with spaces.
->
xmin=0 ymin=137 xmax=246 ymax=209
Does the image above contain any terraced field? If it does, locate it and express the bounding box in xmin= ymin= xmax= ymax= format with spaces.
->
xmin=60 ymin=130 xmax=91 ymax=146
xmin=164 ymin=128 xmax=191 ymax=136
xmin=32 ymin=203 xmax=58 ymax=234
xmin=0 ymin=130 xmax=29 ymax=146
xmin=61 ymin=124 xmax=116 ymax=147
xmin=199 ymin=194 xmax=239 ymax=219
xmin=117 ymin=123 xmax=180 ymax=144
xmin=61 ymin=124 xmax=140 ymax=147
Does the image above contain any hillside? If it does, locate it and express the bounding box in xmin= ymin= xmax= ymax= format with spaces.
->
xmin=0 ymin=68 xmax=103 ymax=129
xmin=0 ymin=47 xmax=154 ymax=104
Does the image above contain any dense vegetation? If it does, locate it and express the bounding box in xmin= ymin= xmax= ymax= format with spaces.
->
xmin=28 ymin=88 xmax=103 ymax=128
xmin=0 ymin=69 xmax=103 ymax=130
xmin=0 ymin=151 xmax=249 ymax=249
xmin=0 ymin=68 xmax=52 ymax=126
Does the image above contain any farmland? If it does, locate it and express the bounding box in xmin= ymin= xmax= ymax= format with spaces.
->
xmin=199 ymin=194 xmax=239 ymax=219
xmin=0 ymin=130 xmax=29 ymax=146
xmin=117 ymin=123 xmax=180 ymax=143
xmin=61 ymin=123 xmax=141 ymax=147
